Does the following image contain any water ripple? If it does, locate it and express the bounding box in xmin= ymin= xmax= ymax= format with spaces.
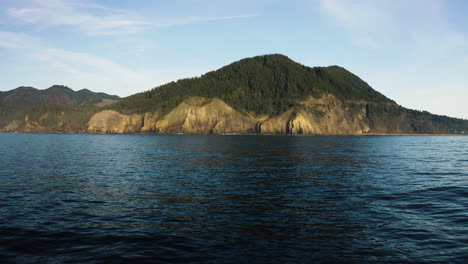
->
xmin=0 ymin=134 xmax=467 ymax=263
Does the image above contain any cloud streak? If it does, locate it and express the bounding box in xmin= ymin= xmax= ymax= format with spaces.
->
xmin=319 ymin=0 xmax=468 ymax=118
xmin=319 ymin=0 xmax=457 ymax=49
xmin=0 ymin=28 xmax=214 ymax=97
xmin=321 ymin=0 xmax=391 ymax=29
xmin=7 ymin=0 xmax=149 ymax=35
xmin=0 ymin=0 xmax=256 ymax=96
xmin=154 ymin=13 xmax=260 ymax=28
xmin=0 ymin=30 xmax=42 ymax=48
xmin=6 ymin=0 xmax=259 ymax=35
xmin=319 ymin=0 xmax=396 ymax=48
xmin=0 ymin=30 xmax=161 ymax=96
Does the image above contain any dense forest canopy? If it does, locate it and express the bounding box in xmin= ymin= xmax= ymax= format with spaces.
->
xmin=111 ymin=54 xmax=393 ymax=116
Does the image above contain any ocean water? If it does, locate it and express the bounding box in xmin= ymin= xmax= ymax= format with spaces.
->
xmin=0 ymin=133 xmax=467 ymax=263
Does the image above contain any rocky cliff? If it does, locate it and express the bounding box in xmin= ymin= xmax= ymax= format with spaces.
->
xmin=87 ymin=97 xmax=258 ymax=134
xmin=84 ymin=95 xmax=376 ymax=135
xmin=88 ymin=110 xmax=143 ymax=133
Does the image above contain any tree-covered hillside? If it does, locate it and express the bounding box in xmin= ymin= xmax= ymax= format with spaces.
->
xmin=0 ymin=85 xmax=120 ymax=107
xmin=0 ymin=86 xmax=119 ymax=130
xmin=112 ymin=54 xmax=393 ymax=116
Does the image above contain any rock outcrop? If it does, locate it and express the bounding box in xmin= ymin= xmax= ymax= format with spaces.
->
xmin=155 ymin=97 xmax=257 ymax=134
xmin=258 ymin=94 xmax=370 ymax=135
xmin=88 ymin=110 xmax=144 ymax=133
xmin=2 ymin=120 xmax=22 ymax=132
xmin=141 ymin=112 xmax=158 ymax=133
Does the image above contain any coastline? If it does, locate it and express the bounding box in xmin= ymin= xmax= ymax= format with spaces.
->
xmin=1 ymin=131 xmax=466 ymax=136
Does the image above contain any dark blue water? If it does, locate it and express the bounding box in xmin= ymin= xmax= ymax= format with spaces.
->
xmin=0 ymin=134 xmax=467 ymax=263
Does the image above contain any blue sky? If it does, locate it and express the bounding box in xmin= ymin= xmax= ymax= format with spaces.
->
xmin=0 ymin=0 xmax=467 ymax=119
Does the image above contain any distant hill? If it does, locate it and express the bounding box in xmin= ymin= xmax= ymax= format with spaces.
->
xmin=1 ymin=54 xmax=467 ymax=134
xmin=0 ymin=85 xmax=119 ymax=107
xmin=0 ymin=86 xmax=119 ymax=132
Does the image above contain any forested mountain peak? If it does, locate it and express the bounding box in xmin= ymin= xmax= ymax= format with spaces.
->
xmin=46 ymin=85 xmax=74 ymax=92
xmin=112 ymin=54 xmax=393 ymax=116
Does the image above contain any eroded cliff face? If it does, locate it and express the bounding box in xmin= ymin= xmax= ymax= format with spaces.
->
xmin=86 ymin=97 xmax=258 ymax=134
xmin=87 ymin=110 xmax=144 ymax=133
xmin=155 ymin=97 xmax=257 ymax=134
xmin=83 ymin=95 xmax=373 ymax=135
xmin=2 ymin=120 xmax=22 ymax=132
xmin=141 ymin=112 xmax=158 ymax=133
xmin=259 ymin=94 xmax=370 ymax=135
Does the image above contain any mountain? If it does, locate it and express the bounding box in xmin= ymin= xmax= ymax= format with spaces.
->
xmin=0 ymin=85 xmax=120 ymax=107
xmin=0 ymin=86 xmax=119 ymax=132
xmin=111 ymin=54 xmax=392 ymax=116
xmin=1 ymin=54 xmax=467 ymax=134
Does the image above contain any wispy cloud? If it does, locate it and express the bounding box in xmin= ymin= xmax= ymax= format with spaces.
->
xmin=35 ymin=47 xmax=156 ymax=94
xmin=319 ymin=0 xmax=396 ymax=48
xmin=319 ymin=0 xmax=468 ymax=118
xmin=0 ymin=0 xmax=256 ymax=95
xmin=0 ymin=30 xmax=209 ymax=96
xmin=5 ymin=0 xmax=259 ymax=35
xmin=154 ymin=13 xmax=260 ymax=28
xmin=320 ymin=0 xmax=468 ymax=59
xmin=320 ymin=0 xmax=391 ymax=30
xmin=0 ymin=30 xmax=42 ymax=48
xmin=7 ymin=0 xmax=149 ymax=35
xmin=319 ymin=0 xmax=450 ymax=48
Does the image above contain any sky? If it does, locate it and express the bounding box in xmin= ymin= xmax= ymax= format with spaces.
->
xmin=0 ymin=0 xmax=467 ymax=119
